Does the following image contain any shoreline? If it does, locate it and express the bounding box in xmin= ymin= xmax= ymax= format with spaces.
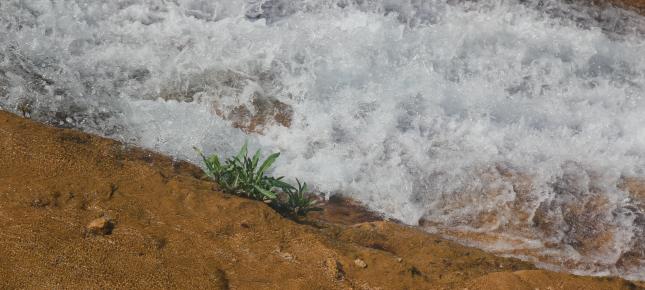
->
xmin=1 ymin=110 xmax=642 ymax=289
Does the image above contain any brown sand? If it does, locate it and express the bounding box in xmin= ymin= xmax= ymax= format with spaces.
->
xmin=0 ymin=110 xmax=642 ymax=289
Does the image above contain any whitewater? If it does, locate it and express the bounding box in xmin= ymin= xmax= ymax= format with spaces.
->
xmin=1 ymin=0 xmax=644 ymax=280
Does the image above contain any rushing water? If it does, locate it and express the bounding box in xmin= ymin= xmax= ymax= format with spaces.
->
xmin=1 ymin=0 xmax=645 ymax=280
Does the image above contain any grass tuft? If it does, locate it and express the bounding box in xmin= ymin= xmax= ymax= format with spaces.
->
xmin=282 ymin=179 xmax=322 ymax=216
xmin=195 ymin=142 xmax=321 ymax=217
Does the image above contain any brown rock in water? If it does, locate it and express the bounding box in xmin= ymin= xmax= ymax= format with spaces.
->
xmin=215 ymin=93 xmax=293 ymax=134
xmin=86 ymin=217 xmax=114 ymax=236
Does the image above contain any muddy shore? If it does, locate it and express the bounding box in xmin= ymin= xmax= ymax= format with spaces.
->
xmin=1 ymin=110 xmax=643 ymax=289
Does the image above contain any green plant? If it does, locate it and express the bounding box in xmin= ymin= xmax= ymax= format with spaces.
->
xmin=195 ymin=142 xmax=322 ymax=217
xmin=283 ymin=179 xmax=322 ymax=216
xmin=195 ymin=142 xmax=291 ymax=201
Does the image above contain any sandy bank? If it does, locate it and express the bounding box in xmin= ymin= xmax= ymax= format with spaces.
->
xmin=0 ymin=110 xmax=641 ymax=289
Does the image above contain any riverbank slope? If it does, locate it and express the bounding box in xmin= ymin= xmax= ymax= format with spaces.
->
xmin=0 ymin=110 xmax=641 ymax=289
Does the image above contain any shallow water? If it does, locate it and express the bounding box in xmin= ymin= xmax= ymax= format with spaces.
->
xmin=1 ymin=0 xmax=645 ymax=280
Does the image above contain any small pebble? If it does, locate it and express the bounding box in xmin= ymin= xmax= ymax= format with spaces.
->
xmin=279 ymin=252 xmax=294 ymax=261
xmin=86 ymin=217 xmax=114 ymax=236
xmin=354 ymin=258 xmax=367 ymax=268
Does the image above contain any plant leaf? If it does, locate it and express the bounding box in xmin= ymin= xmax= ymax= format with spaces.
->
xmin=235 ymin=141 xmax=248 ymax=161
xmin=251 ymin=149 xmax=261 ymax=170
xmin=258 ymin=152 xmax=280 ymax=177
xmin=271 ymin=179 xmax=294 ymax=191
xmin=208 ymin=155 xmax=221 ymax=172
xmin=232 ymin=172 xmax=239 ymax=189
xmin=194 ymin=147 xmax=213 ymax=172
xmin=253 ymin=185 xmax=277 ymax=199
xmin=194 ymin=147 xmax=225 ymax=179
